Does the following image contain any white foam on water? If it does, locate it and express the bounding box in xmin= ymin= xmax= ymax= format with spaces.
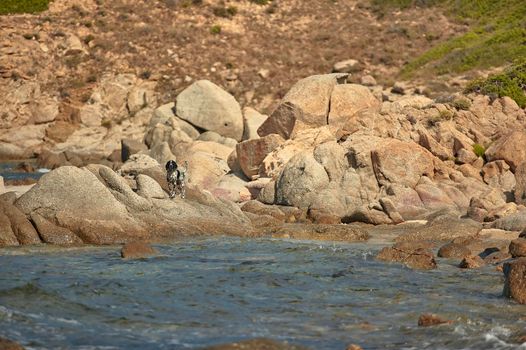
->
xmin=453 ymin=324 xmax=466 ymax=336
xmin=0 ymin=305 xmax=13 ymax=318
xmin=484 ymin=326 xmax=513 ymax=347
xmin=53 ymin=316 xmax=81 ymax=325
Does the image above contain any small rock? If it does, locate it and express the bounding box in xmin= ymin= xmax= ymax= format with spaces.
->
xmin=418 ymin=314 xmax=452 ymax=327
xmin=509 ymin=238 xmax=526 ymax=258
xmin=307 ymin=209 xmax=341 ymax=225
xmin=360 ymin=75 xmax=377 ymax=86
xmin=459 ymin=255 xmax=485 ymax=269
xmin=377 ymin=242 xmax=437 ymax=270
xmin=437 ymin=242 xmax=471 ymax=259
xmin=346 ymin=345 xmax=363 ymax=350
xmin=0 ymin=337 xmax=24 ymax=350
xmin=258 ymin=69 xmax=270 ymax=79
xmin=15 ymin=161 xmax=35 ymax=173
xmin=391 ymin=82 xmax=407 ymax=95
xmin=332 ymin=59 xmax=360 ymax=73
xmin=121 ymin=241 xmax=159 ymax=259
xmin=241 ymin=200 xmax=285 ymax=221
xmin=483 ymin=251 xmax=512 ymax=264
xmin=503 ymin=257 xmax=526 ymax=304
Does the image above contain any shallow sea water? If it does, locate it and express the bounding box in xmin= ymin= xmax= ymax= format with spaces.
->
xmin=0 ymin=237 xmax=525 ymax=349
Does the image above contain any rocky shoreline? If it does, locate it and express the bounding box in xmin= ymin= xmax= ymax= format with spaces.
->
xmin=2 ymin=72 xmax=526 ymax=309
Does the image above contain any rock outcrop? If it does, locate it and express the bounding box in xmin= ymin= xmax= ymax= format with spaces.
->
xmin=176 ymin=80 xmax=244 ymax=141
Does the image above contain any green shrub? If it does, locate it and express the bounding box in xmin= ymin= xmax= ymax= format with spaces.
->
xmin=0 ymin=0 xmax=49 ymax=15
xmin=391 ymin=0 xmax=526 ymax=79
xmin=210 ymin=25 xmax=221 ymax=35
xmin=213 ymin=6 xmax=237 ymax=18
xmin=250 ymin=0 xmax=271 ymax=5
xmin=465 ymin=60 xmax=526 ymax=108
xmin=451 ymin=97 xmax=471 ymax=110
xmin=472 ymin=143 xmax=485 ymax=158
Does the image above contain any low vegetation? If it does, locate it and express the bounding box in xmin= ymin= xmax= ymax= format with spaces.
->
xmin=0 ymin=0 xmax=49 ymax=14
xmin=472 ymin=143 xmax=486 ymax=158
xmin=375 ymin=0 xmax=526 ymax=79
xmin=465 ymin=60 xmax=526 ymax=108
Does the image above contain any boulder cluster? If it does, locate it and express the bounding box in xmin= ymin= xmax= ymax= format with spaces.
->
xmin=1 ymin=72 xmax=526 ymax=303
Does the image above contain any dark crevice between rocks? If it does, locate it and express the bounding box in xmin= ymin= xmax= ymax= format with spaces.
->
xmin=326 ymin=93 xmax=332 ymax=125
xmin=28 ymin=215 xmax=44 ymax=244
xmin=325 ymin=74 xmax=348 ymax=126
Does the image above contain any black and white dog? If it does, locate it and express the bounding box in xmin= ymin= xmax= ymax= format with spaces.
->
xmin=165 ymin=159 xmax=188 ymax=199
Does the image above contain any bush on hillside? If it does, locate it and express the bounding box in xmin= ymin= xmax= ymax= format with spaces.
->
xmin=465 ymin=60 xmax=526 ymax=108
xmin=0 ymin=0 xmax=49 ymax=15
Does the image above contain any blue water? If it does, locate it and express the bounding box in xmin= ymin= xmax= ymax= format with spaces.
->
xmin=0 ymin=161 xmax=44 ymax=182
xmin=0 ymin=238 xmax=525 ymax=349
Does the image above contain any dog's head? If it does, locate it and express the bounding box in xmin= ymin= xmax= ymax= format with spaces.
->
xmin=165 ymin=160 xmax=178 ymax=173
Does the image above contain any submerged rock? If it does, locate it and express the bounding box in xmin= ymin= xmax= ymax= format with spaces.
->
xmin=0 ymin=338 xmax=24 ymax=350
xmin=201 ymin=338 xmax=309 ymax=350
xmin=459 ymin=255 xmax=485 ymax=269
xmin=376 ymin=242 xmax=437 ymax=270
xmin=437 ymin=242 xmax=471 ymax=259
xmin=121 ymin=241 xmax=159 ymax=259
xmin=418 ymin=314 xmax=452 ymax=327
xmin=268 ymin=223 xmax=368 ymax=242
xmin=509 ymin=238 xmax=526 ymax=258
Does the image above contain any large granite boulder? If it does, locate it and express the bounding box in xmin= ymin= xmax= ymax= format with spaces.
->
xmin=15 ymin=166 xmax=147 ymax=244
xmin=175 ymin=80 xmax=244 ymax=141
xmin=258 ymin=74 xmax=347 ymax=139
xmin=486 ymin=131 xmax=526 ymax=172
xmin=328 ymin=83 xmax=380 ymax=128
xmin=371 ymin=139 xmax=435 ymax=188
xmin=275 ymin=152 xmax=329 ymax=208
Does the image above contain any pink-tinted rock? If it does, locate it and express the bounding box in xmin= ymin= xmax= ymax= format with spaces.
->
xmin=258 ymin=74 xmax=346 ymax=139
xmin=328 ymin=83 xmax=380 ymax=128
xmin=121 ymin=241 xmax=159 ymax=259
xmin=418 ymin=314 xmax=453 ymax=327
xmin=485 ymin=131 xmax=526 ymax=172
xmin=371 ymin=139 xmax=435 ymax=188
xmin=481 ymin=160 xmax=516 ymax=192
xmin=236 ymin=134 xmax=284 ymax=178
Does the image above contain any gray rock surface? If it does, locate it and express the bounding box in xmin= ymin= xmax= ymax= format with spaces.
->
xmin=176 ymin=80 xmax=244 ymax=141
xmin=275 ymin=152 xmax=330 ymax=208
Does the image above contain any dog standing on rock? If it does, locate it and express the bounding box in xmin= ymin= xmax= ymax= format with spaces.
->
xmin=165 ymin=160 xmax=188 ymax=199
